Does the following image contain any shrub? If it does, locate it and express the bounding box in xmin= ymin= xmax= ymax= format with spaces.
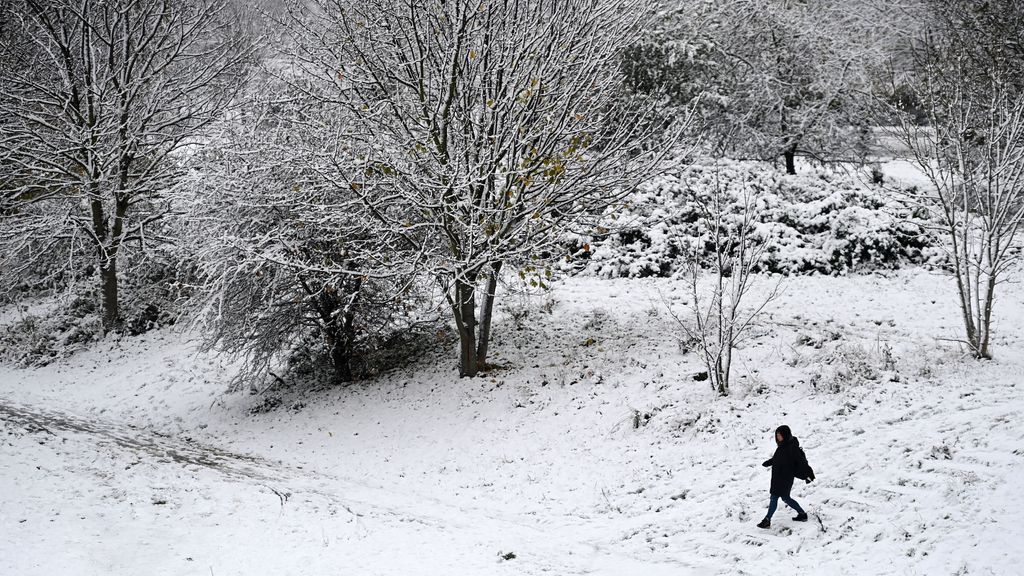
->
xmin=0 ymin=300 xmax=102 ymax=367
xmin=568 ymin=160 xmax=940 ymax=277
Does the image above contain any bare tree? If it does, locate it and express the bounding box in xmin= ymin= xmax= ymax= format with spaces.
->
xmin=289 ymin=0 xmax=685 ymax=377
xmin=886 ymin=0 xmax=1024 ymax=359
xmin=642 ymin=0 xmax=883 ymax=174
xmin=0 ymin=0 xmax=253 ymax=331
xmin=668 ymin=168 xmax=780 ymax=396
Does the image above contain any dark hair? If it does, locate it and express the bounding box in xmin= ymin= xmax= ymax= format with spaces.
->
xmin=775 ymin=425 xmax=792 ymax=440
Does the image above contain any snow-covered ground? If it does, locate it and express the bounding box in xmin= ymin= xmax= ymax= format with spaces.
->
xmin=2 ymin=269 xmax=1023 ymax=575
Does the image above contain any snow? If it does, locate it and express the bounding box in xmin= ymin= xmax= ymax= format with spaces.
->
xmin=879 ymin=159 xmax=934 ymax=189
xmin=2 ymin=269 xmax=1024 ymax=575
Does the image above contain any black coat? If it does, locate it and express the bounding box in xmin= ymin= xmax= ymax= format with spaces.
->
xmin=762 ymin=436 xmax=815 ymax=497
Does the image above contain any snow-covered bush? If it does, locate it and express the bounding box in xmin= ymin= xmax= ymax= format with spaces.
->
xmin=182 ymin=68 xmax=436 ymax=390
xmin=117 ymin=244 xmax=191 ymax=336
xmin=0 ymin=296 xmax=102 ymax=367
xmin=0 ymin=233 xmax=85 ymax=304
xmin=569 ymin=160 xmax=938 ymax=277
xmin=0 ymin=234 xmax=185 ymax=366
xmin=809 ymin=343 xmax=881 ymax=393
xmin=0 ymin=228 xmax=189 ymax=338
xmin=802 ymin=339 xmax=902 ymax=394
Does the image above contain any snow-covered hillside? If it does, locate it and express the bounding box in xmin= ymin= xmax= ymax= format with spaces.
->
xmin=2 ymin=270 xmax=1022 ymax=575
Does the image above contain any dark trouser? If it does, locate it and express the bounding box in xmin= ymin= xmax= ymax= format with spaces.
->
xmin=765 ymin=494 xmax=805 ymax=520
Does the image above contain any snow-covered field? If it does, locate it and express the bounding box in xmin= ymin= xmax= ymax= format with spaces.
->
xmin=2 ymin=269 xmax=1023 ymax=575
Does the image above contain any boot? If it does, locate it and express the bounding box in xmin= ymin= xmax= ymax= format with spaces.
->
xmin=793 ymin=512 xmax=809 ymax=522
xmin=757 ymin=519 xmax=771 ymax=529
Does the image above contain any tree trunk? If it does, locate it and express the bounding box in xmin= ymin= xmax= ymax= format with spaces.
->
xmin=720 ymin=335 xmax=732 ymax=396
xmin=454 ymin=275 xmax=478 ymax=377
xmin=783 ymin=146 xmax=797 ymax=175
xmin=475 ymin=261 xmax=502 ymax=371
xmin=304 ymin=276 xmax=361 ymax=383
xmin=99 ymin=256 xmax=118 ymax=332
xmin=329 ymin=339 xmax=352 ymax=382
xmin=330 ymin=338 xmax=353 ymax=382
xmin=948 ymin=230 xmax=979 ymax=357
xmin=714 ymin=355 xmax=727 ymax=396
xmin=327 ymin=297 xmax=358 ymax=383
xmin=978 ymin=271 xmax=997 ymax=359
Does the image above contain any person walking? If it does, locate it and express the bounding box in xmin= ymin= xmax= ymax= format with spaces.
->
xmin=757 ymin=424 xmax=815 ymax=529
